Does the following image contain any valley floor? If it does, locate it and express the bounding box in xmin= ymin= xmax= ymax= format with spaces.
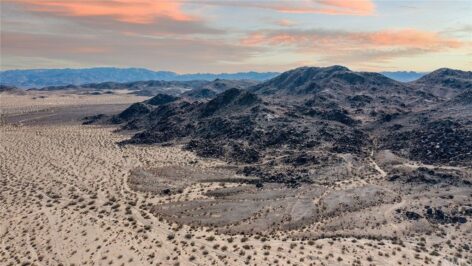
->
xmin=0 ymin=91 xmax=470 ymax=265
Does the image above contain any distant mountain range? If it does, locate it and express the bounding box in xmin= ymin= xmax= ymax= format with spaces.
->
xmin=380 ymin=71 xmax=427 ymax=82
xmin=0 ymin=67 xmax=426 ymax=88
xmin=35 ymin=79 xmax=259 ymax=99
xmin=0 ymin=67 xmax=279 ymax=88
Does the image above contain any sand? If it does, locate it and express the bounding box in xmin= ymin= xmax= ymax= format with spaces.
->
xmin=1 ymin=91 xmax=470 ymax=265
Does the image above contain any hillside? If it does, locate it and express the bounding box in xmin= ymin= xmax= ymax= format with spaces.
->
xmin=250 ymin=66 xmax=438 ymax=119
xmin=107 ymin=66 xmax=472 ymax=181
xmin=411 ymin=68 xmax=472 ymax=98
xmin=181 ymin=79 xmax=258 ymax=99
xmin=250 ymin=66 xmax=400 ymax=95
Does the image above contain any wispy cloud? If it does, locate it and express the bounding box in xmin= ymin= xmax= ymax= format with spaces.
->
xmin=191 ymin=0 xmax=375 ymax=16
xmin=10 ymin=0 xmax=193 ymax=24
xmin=3 ymin=0 xmax=223 ymax=36
xmin=1 ymin=30 xmax=260 ymax=72
xmin=7 ymin=0 xmax=375 ymax=28
xmin=242 ymin=28 xmax=464 ymax=50
xmin=240 ymin=28 xmax=468 ymax=68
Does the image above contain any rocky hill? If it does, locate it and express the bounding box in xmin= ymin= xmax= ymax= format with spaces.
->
xmin=411 ymin=68 xmax=472 ymax=98
xmin=90 ymin=65 xmax=472 ymax=186
xmin=181 ymin=79 xmax=258 ymax=99
xmin=250 ymin=66 xmax=403 ymax=94
xmin=378 ymin=88 xmax=472 ymax=166
xmin=251 ymin=66 xmax=438 ymax=120
xmin=118 ymin=87 xmax=368 ymax=185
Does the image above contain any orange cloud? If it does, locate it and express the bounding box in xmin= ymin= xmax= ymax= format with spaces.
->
xmin=193 ymin=0 xmax=375 ymax=16
xmin=12 ymin=0 xmax=193 ymax=24
xmin=240 ymin=28 xmax=468 ymax=67
xmin=364 ymin=29 xmax=462 ymax=48
xmin=318 ymin=0 xmax=374 ymax=15
xmin=241 ymin=28 xmax=464 ymax=50
xmin=275 ymin=0 xmax=374 ymax=15
xmin=8 ymin=0 xmax=376 ymax=27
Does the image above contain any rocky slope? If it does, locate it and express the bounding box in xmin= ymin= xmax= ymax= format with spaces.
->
xmin=251 ymin=66 xmax=438 ymax=118
xmin=410 ymin=68 xmax=472 ymax=98
xmin=378 ymin=89 xmax=472 ymax=166
xmin=99 ymin=65 xmax=472 ymax=184
xmin=120 ymin=88 xmax=369 ymax=185
xmin=181 ymin=79 xmax=258 ymax=99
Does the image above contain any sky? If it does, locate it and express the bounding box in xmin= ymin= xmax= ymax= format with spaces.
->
xmin=1 ymin=0 xmax=471 ymax=73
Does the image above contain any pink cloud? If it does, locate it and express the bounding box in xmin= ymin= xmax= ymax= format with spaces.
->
xmin=191 ymin=0 xmax=375 ymax=16
xmin=10 ymin=0 xmax=194 ymax=24
xmin=274 ymin=0 xmax=374 ymax=15
xmin=240 ymin=28 xmax=469 ymax=67
xmin=241 ymin=28 xmax=464 ymax=50
xmin=317 ymin=0 xmax=374 ymax=15
xmin=9 ymin=0 xmax=376 ymax=25
xmin=364 ymin=29 xmax=462 ymax=48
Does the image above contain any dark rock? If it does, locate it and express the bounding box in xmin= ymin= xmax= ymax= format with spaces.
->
xmin=382 ymin=119 xmax=472 ymax=166
xmin=387 ymin=168 xmax=461 ymax=185
xmin=111 ymin=102 xmax=152 ymax=124
xmin=424 ymin=207 xmax=467 ymax=224
xmin=145 ymin=94 xmax=179 ymax=106
xmin=404 ymin=211 xmax=422 ymax=220
xmin=82 ymin=114 xmax=108 ymax=125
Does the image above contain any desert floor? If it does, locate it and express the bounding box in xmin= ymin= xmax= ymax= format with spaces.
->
xmin=0 ymin=91 xmax=470 ymax=266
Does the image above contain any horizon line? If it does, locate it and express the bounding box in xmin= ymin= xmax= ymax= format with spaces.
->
xmin=3 ymin=65 xmax=465 ymax=74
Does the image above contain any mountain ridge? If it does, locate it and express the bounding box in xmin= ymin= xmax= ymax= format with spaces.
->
xmin=0 ymin=67 xmax=279 ymax=88
xmin=410 ymin=68 xmax=472 ymax=98
xmin=104 ymin=65 xmax=472 ymax=181
xmin=0 ymin=66 xmax=438 ymax=88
